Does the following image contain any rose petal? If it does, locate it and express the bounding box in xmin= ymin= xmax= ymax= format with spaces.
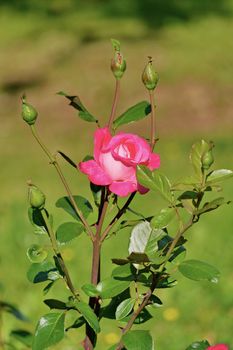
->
xmin=147 ymin=153 xmax=160 ymax=170
xmin=137 ymin=183 xmax=149 ymax=195
xmin=94 ymin=127 xmax=112 ymax=162
xmin=109 ymin=181 xmax=137 ymax=197
xmin=79 ymin=160 xmax=111 ymax=185
xmin=207 ymin=345 xmax=229 ymax=350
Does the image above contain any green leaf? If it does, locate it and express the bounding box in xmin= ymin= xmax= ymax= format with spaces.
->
xmin=56 ymin=222 xmax=83 ymax=245
xmin=137 ymin=166 xmax=174 ymax=203
xmin=148 ymin=295 xmax=163 ymax=308
xmin=170 ymin=246 xmax=186 ymax=265
xmin=190 ymin=140 xmax=209 ymax=179
xmin=206 ymin=169 xmax=233 ymax=184
xmin=56 ymin=196 xmax=93 ymax=221
xmin=75 ymin=301 xmax=100 ymax=333
xmin=90 ymin=182 xmax=102 ymax=207
xmin=43 ymin=281 xmax=56 ymax=295
xmin=113 ymin=101 xmax=151 ymax=129
xmin=127 ymin=252 xmax=150 ymax=264
xmin=122 ymin=308 xmax=152 ymax=325
xmin=150 ymin=208 xmax=175 ymax=229
xmin=28 ymin=208 xmax=47 ymax=235
xmin=0 ymin=302 xmax=28 ymax=321
xmin=66 ymin=317 xmax=85 ymax=331
xmin=112 ymin=264 xmax=135 ymax=278
xmin=10 ymin=330 xmax=33 ymax=347
xmin=172 ymin=175 xmax=200 ymax=191
xmin=27 ymin=261 xmax=59 ymax=284
xmin=116 ymin=298 xmax=135 ymax=320
xmin=185 ymin=340 xmax=210 ymax=350
xmin=44 ymin=299 xmax=67 ymax=310
xmin=32 ymin=313 xmax=65 ymax=350
xmin=195 ymin=197 xmax=227 ymax=216
xmin=97 ymin=278 xmax=131 ymax=299
xmin=57 ymin=150 xmax=77 ymax=169
xmin=122 ymin=330 xmax=154 ymax=350
xmin=57 ymin=91 xmax=98 ymax=123
xmin=178 ymin=259 xmax=220 ymax=282
xmin=81 ymin=283 xmax=98 ymax=297
xmin=27 ymin=244 xmax=48 ymax=263
xmin=128 ymin=221 xmax=164 ymax=262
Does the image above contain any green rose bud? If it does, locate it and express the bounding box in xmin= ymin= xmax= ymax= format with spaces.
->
xmin=110 ymin=39 xmax=126 ymax=79
xmin=202 ymin=149 xmax=214 ymax=170
xmin=28 ymin=184 xmax=46 ymax=209
xmin=21 ymin=95 xmax=38 ymax=125
xmin=142 ymin=57 xmax=159 ymax=90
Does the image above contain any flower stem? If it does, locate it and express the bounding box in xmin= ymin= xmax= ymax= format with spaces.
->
xmin=30 ymin=125 xmax=95 ymax=241
xmin=41 ymin=209 xmax=78 ymax=298
xmin=84 ymin=189 xmax=109 ymax=349
xmin=149 ymin=90 xmax=156 ymax=150
xmin=108 ymin=79 xmax=120 ymax=131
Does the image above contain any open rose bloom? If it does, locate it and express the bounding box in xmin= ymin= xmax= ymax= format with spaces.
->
xmin=207 ymin=345 xmax=229 ymax=350
xmin=79 ymin=127 xmax=160 ymax=197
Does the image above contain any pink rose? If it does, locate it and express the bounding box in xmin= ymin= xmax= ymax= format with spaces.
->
xmin=207 ymin=345 xmax=229 ymax=350
xmin=79 ymin=127 xmax=160 ymax=197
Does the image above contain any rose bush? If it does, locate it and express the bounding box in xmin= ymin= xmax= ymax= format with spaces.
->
xmin=79 ymin=127 xmax=160 ymax=196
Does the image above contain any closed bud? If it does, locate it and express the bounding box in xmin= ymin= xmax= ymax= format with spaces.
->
xmin=28 ymin=183 xmax=46 ymax=209
xmin=21 ymin=95 xmax=38 ymax=125
xmin=110 ymin=39 xmax=126 ymax=79
xmin=142 ymin=57 xmax=159 ymax=90
xmin=202 ymin=149 xmax=214 ymax=170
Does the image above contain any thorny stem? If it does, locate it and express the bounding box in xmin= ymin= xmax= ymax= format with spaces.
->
xmin=108 ymin=79 xmax=120 ymax=131
xmin=30 ymin=125 xmax=94 ymax=241
xmin=84 ymin=189 xmax=109 ymax=350
xmin=149 ymin=90 xmax=156 ymax=151
xmin=41 ymin=209 xmax=78 ymax=299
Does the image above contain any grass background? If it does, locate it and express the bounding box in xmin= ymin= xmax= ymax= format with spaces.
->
xmin=0 ymin=1 xmax=233 ymax=349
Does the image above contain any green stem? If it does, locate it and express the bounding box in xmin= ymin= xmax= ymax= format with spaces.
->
xmin=149 ymin=90 xmax=156 ymax=150
xmin=100 ymin=192 xmax=136 ymax=243
xmin=108 ymin=79 xmax=120 ymax=131
xmin=30 ymin=125 xmax=94 ymax=241
xmin=41 ymin=209 xmax=78 ymax=298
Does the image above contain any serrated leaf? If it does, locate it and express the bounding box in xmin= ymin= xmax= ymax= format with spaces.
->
xmin=137 ymin=166 xmax=174 ymax=203
xmin=113 ymin=101 xmax=151 ymax=129
xmin=190 ymin=140 xmax=209 ymax=179
xmin=206 ymin=169 xmax=233 ymax=184
xmin=44 ymin=299 xmax=67 ymax=310
xmin=32 ymin=313 xmax=65 ymax=350
xmin=57 ymin=91 xmax=98 ymax=123
xmin=27 ymin=261 xmax=59 ymax=284
xmin=56 ymin=195 xmax=93 ymax=221
xmin=27 ymin=244 xmax=48 ymax=263
xmin=122 ymin=330 xmax=154 ymax=350
xmin=81 ymin=283 xmax=98 ymax=297
xmin=185 ymin=340 xmax=210 ymax=350
xmin=116 ymin=298 xmax=135 ymax=320
xmin=150 ymin=207 xmax=176 ymax=229
xmin=75 ymin=301 xmax=100 ymax=333
xmin=178 ymin=259 xmax=220 ymax=282
xmin=97 ymin=278 xmax=131 ymax=299
xmin=56 ymin=222 xmax=83 ymax=245
xmin=10 ymin=330 xmax=33 ymax=347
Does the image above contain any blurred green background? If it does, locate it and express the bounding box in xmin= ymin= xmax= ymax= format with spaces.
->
xmin=0 ymin=0 xmax=233 ymax=349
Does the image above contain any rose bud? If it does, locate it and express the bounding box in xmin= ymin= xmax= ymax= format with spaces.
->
xmin=142 ymin=57 xmax=159 ymax=90
xmin=110 ymin=39 xmax=126 ymax=79
xmin=28 ymin=184 xmax=46 ymax=209
xmin=21 ymin=95 xmax=38 ymax=125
